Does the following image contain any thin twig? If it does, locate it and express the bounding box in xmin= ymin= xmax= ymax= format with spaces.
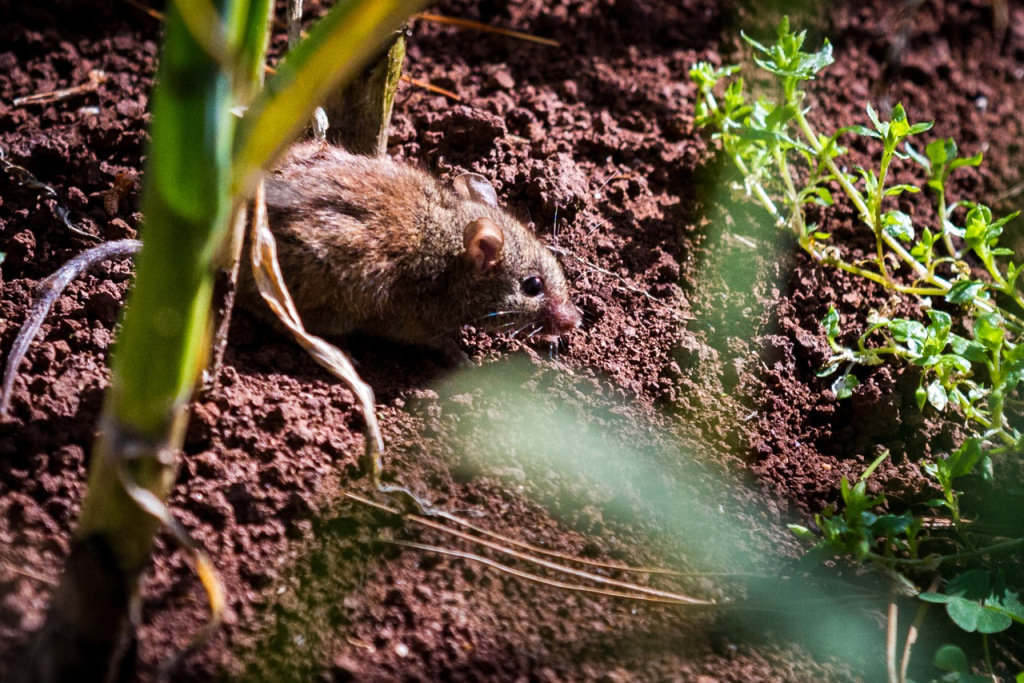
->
xmin=346 ymin=492 xmax=715 ymax=605
xmin=414 ymin=12 xmax=560 ymax=47
xmin=122 ymin=0 xmax=162 ymax=20
xmin=1 ymin=239 xmax=141 ymax=416
xmin=0 ymin=146 xmax=96 ymax=239
xmin=400 ymin=73 xmax=461 ymax=101
xmin=382 ymin=539 xmax=709 ymax=605
xmin=0 ymin=561 xmax=58 ymax=586
xmin=13 ymin=70 xmax=108 ymax=107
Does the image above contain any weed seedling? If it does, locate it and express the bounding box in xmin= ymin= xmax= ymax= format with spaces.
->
xmin=693 ymin=17 xmax=1024 ymax=681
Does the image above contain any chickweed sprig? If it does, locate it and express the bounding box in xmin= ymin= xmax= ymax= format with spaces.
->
xmin=692 ymin=17 xmax=1024 ymax=677
xmin=691 ymin=16 xmax=1023 ymax=472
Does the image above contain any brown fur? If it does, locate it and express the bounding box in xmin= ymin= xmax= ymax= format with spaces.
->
xmin=240 ymin=141 xmax=581 ymax=350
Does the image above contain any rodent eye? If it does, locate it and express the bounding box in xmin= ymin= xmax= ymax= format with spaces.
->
xmin=520 ymin=275 xmax=544 ymax=297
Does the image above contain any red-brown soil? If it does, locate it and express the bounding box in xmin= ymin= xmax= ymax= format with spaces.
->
xmin=3 ymin=0 xmax=1024 ymax=680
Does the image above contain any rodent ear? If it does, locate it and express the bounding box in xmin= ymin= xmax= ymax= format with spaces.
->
xmin=463 ymin=218 xmax=504 ymax=274
xmin=453 ymin=173 xmax=499 ymax=208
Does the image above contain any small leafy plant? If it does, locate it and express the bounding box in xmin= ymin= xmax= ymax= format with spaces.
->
xmin=789 ymin=451 xmax=922 ymax=566
xmin=691 ymin=20 xmax=1023 ymax=459
xmin=692 ymin=17 xmax=1024 ymax=682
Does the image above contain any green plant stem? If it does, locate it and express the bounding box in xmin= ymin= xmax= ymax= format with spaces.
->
xmin=26 ymin=2 xmax=255 ymax=678
xmin=829 ymin=256 xmax=944 ymax=296
xmin=983 ymin=258 xmax=1024 ymax=312
xmin=900 ymin=577 xmax=939 ymax=683
xmin=874 ymin=149 xmax=896 ymax=280
xmin=793 ymin=106 xmax=871 ymax=228
xmin=726 ymin=149 xmax=787 ymax=229
xmin=773 ymin=146 xmax=805 ymax=237
xmin=866 ymin=537 xmax=1024 ymax=568
xmin=983 ymin=633 xmax=994 ymax=679
xmin=887 ymin=586 xmax=900 ymax=683
xmin=794 ymin=106 xmax=934 ymax=283
xmin=791 ymin=106 xmax=1024 ymax=334
xmin=936 ymin=190 xmax=958 ymax=259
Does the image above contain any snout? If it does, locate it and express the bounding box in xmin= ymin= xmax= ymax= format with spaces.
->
xmin=544 ymin=300 xmax=582 ymax=337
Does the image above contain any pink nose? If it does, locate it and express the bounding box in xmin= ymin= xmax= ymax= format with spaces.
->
xmin=548 ymin=301 xmax=582 ymax=336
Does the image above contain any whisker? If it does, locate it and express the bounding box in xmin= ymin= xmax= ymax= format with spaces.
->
xmin=511 ymin=322 xmax=533 ymax=338
xmin=475 ymin=310 xmax=517 ymax=323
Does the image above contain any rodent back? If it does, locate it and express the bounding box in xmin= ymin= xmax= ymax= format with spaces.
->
xmin=258 ymin=141 xmax=579 ymax=343
xmin=262 ymin=143 xmax=521 ymax=339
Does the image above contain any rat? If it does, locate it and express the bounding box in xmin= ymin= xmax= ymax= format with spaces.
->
xmin=239 ymin=140 xmax=582 ymax=355
xmin=2 ymin=142 xmax=581 ymax=412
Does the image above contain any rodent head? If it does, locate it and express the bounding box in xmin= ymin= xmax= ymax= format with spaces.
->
xmin=455 ymin=174 xmax=582 ymax=342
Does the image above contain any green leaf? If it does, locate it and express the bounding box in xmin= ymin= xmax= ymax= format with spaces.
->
xmin=926 ymin=309 xmax=952 ymax=341
xmin=1008 ymin=343 xmax=1024 ymax=364
xmin=946 ymin=567 xmax=991 ymax=599
xmin=889 ymin=318 xmax=927 ymax=354
xmin=1006 ymin=366 xmax=1024 ymax=392
xmin=949 ymin=151 xmax=983 ymax=170
xmin=933 ymin=644 xmax=969 ymax=672
xmin=990 ymin=210 xmax=1020 ymax=232
xmin=927 ymin=138 xmax=956 ymax=166
xmin=915 ymin=383 xmax=927 ymax=410
xmin=946 ymin=280 xmax=986 ymax=304
xmin=949 ymin=334 xmax=988 ymax=363
xmin=907 ymin=121 xmax=934 ymax=136
xmin=948 ymin=438 xmax=984 ymax=479
xmin=926 ymin=380 xmax=948 ymax=411
xmin=935 ymin=353 xmax=972 ymax=374
xmin=817 ymin=360 xmax=841 ymax=377
xmin=911 ymin=227 xmax=936 ymax=260
xmin=993 ymin=590 xmax=1024 ymax=625
xmin=689 ymin=61 xmax=739 ymax=90
xmin=870 ymin=512 xmax=914 ymax=537
xmin=883 ymin=184 xmax=921 ymax=197
xmin=1009 ymin=262 xmax=1023 ymax=289
xmin=964 ymin=205 xmax=998 ymax=248
xmin=904 ymin=141 xmax=931 ymax=171
xmin=860 ymin=449 xmax=890 ymax=480
xmin=787 ymin=524 xmax=817 ymax=541
xmin=831 ymin=373 xmax=859 ymax=399
xmin=946 ymin=595 xmax=1013 ymax=633
xmin=882 ymin=210 xmax=914 ymax=241
xmin=821 ymin=306 xmax=840 ymax=339
xmin=973 ymin=313 xmax=1005 ymax=351
xmin=740 ymin=30 xmax=772 ymax=57
xmin=933 ymin=646 xmax=992 ymax=681
xmin=804 ymin=186 xmax=834 ymax=206
xmin=889 ymin=102 xmax=908 ymax=125
xmin=801 ymin=40 xmax=834 ymax=76
xmin=840 ymin=124 xmax=882 ymax=140
xmin=866 ymin=103 xmax=885 ymax=136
